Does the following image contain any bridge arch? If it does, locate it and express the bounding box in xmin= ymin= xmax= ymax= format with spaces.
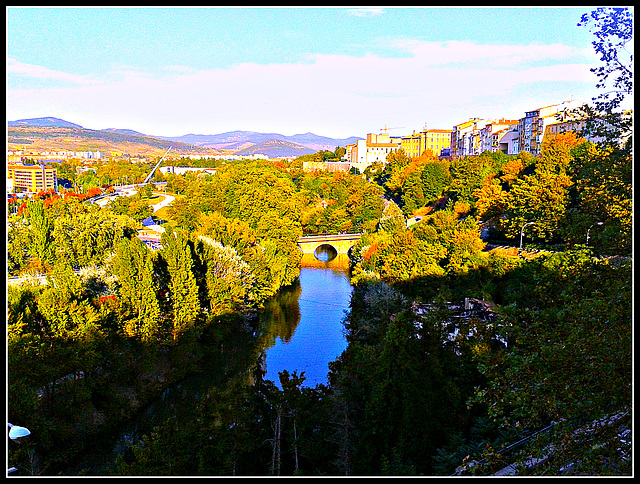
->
xmin=297 ymin=233 xmax=361 ymax=257
xmin=313 ymin=243 xmax=339 ymax=261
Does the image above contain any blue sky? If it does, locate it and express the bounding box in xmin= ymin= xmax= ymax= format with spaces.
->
xmin=7 ymin=7 xmax=608 ymax=138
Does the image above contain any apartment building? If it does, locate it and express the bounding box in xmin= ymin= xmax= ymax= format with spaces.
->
xmin=518 ymin=100 xmax=583 ymax=155
xmin=401 ymin=127 xmax=451 ymax=158
xmin=7 ymin=163 xmax=58 ymax=193
xmin=350 ymin=132 xmax=402 ymax=173
xmin=450 ymin=118 xmax=489 ymax=157
xmin=478 ymin=119 xmax=519 ymax=154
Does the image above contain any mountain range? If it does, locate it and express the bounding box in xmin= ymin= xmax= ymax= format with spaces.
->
xmin=8 ymin=117 xmax=362 ymax=158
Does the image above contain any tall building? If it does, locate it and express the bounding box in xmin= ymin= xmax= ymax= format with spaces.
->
xmin=350 ymin=132 xmax=402 ymax=173
xmin=478 ymin=119 xmax=519 ymax=154
xmin=7 ymin=163 xmax=58 ymax=193
xmin=450 ymin=118 xmax=487 ymax=157
xmin=518 ymin=100 xmax=583 ymax=155
xmin=401 ymin=126 xmax=451 ymax=158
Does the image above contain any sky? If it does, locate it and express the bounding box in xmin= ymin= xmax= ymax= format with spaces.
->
xmin=6 ymin=7 xmax=612 ymax=139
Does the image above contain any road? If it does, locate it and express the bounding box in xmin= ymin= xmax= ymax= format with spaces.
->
xmin=149 ymin=192 xmax=175 ymax=213
xmin=94 ymin=190 xmax=174 ymax=214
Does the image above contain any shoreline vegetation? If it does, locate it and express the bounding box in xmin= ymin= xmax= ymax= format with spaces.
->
xmin=7 ymin=7 xmax=632 ymax=475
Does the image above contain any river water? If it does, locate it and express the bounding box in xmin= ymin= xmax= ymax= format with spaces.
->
xmin=260 ymin=251 xmax=352 ymax=388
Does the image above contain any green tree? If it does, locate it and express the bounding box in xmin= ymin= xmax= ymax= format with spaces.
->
xmin=473 ymin=250 xmax=631 ymax=429
xmin=256 ymin=211 xmax=302 ymax=287
xmin=194 ymin=236 xmax=256 ymax=315
xmin=53 ymin=203 xmax=138 ymax=267
xmin=107 ymin=194 xmax=153 ymax=223
xmin=576 ymin=7 xmax=633 ymax=146
xmin=401 ymin=167 xmax=425 ymax=215
xmin=378 ymin=200 xmax=406 ymax=233
xmin=160 ymin=229 xmax=201 ymax=340
xmin=559 ymin=141 xmax=631 ymax=254
xmin=500 ymin=134 xmax=580 ymax=243
xmin=110 ymin=237 xmax=161 ymax=341
xmin=449 ymin=152 xmax=507 ymax=205
xmin=195 ymin=211 xmax=257 ymax=258
xmin=140 ymin=182 xmax=155 ymax=199
xmin=501 ymin=170 xmax=573 ymax=241
xmin=25 ymin=199 xmax=54 ymax=271
xmin=383 ymin=149 xmax=412 ymax=201
xmin=421 ymin=159 xmax=452 ymax=203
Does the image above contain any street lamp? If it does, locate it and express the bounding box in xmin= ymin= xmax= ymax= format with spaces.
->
xmin=586 ymin=222 xmax=603 ymax=246
xmin=8 ymin=423 xmax=30 ymax=474
xmin=8 ymin=423 xmax=30 ymax=441
xmin=519 ymin=221 xmax=536 ymax=252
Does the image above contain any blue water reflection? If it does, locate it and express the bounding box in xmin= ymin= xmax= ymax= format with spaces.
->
xmin=263 ymin=254 xmax=352 ymax=388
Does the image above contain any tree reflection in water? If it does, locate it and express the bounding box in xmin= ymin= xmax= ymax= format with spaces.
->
xmin=259 ymin=253 xmax=352 ymax=388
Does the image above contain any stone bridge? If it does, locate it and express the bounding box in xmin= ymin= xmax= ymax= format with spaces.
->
xmin=297 ymin=233 xmax=362 ymax=255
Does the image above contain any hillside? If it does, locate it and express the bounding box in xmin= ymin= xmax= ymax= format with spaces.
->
xmin=8 ymin=117 xmax=83 ymax=129
xmin=161 ymin=130 xmax=362 ymax=152
xmin=7 ymin=117 xmax=362 ymax=158
xmin=7 ymin=124 xmax=219 ymax=157
xmin=234 ymin=139 xmax=315 ymax=158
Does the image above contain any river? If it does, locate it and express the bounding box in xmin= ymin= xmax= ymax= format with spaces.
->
xmin=261 ymin=251 xmax=353 ymax=388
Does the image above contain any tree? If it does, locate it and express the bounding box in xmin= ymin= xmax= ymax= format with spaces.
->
xmin=383 ymin=149 xmax=412 ymax=201
xmin=421 ymin=159 xmax=452 ymax=203
xmin=166 ymin=197 xmax=202 ymax=232
xmin=195 ymin=211 xmax=257 ymax=258
xmin=107 ymin=194 xmax=153 ymax=223
xmin=473 ymin=175 xmax=507 ymax=226
xmin=499 ymin=157 xmax=524 ymax=187
xmin=160 ymin=229 xmax=200 ymax=340
xmin=53 ymin=203 xmax=138 ymax=268
xmin=473 ymin=250 xmax=631 ymax=429
xmin=577 ymin=7 xmax=633 ymax=146
xmin=449 ymin=152 xmax=507 ymax=205
xmin=110 ymin=237 xmax=161 ymax=341
xmin=564 ymin=141 xmax=632 ymax=254
xmin=378 ymin=200 xmax=406 ymax=233
xmin=140 ymin=182 xmax=155 ymax=199
xmin=194 ymin=236 xmax=257 ymax=315
xmin=256 ymin=211 xmax=302 ymax=288
xmin=555 ymin=7 xmax=634 ymax=254
xmin=25 ymin=199 xmax=54 ymax=271
xmin=502 ymin=171 xmax=573 ymax=242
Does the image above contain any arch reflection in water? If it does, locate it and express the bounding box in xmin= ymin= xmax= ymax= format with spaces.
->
xmin=314 ymin=244 xmax=338 ymax=262
xmin=261 ymin=255 xmax=352 ymax=388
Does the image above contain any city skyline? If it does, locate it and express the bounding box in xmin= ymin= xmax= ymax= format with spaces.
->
xmin=8 ymin=7 xmax=608 ymax=139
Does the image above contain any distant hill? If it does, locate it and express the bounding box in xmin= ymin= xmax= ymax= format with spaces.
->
xmin=100 ymin=128 xmax=149 ymax=137
xmin=8 ymin=117 xmax=363 ymax=158
xmin=8 ymin=123 xmax=216 ymax=157
xmin=8 ymin=117 xmax=83 ymax=129
xmin=162 ymin=131 xmax=362 ymax=153
xmin=235 ymin=139 xmax=315 ymax=158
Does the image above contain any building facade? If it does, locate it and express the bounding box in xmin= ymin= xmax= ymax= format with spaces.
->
xmin=518 ymin=100 xmax=583 ymax=155
xmin=401 ymin=127 xmax=451 ymax=158
xmin=7 ymin=163 xmax=58 ymax=193
xmin=477 ymin=119 xmax=519 ymax=154
xmin=450 ymin=118 xmax=488 ymax=157
xmin=350 ymin=133 xmax=402 ymax=173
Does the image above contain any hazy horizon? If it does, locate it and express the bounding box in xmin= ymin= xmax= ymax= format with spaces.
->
xmin=8 ymin=7 xmax=607 ymax=139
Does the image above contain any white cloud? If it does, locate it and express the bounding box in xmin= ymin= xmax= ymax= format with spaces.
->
xmin=347 ymin=8 xmax=385 ymax=18
xmin=7 ymin=57 xmax=98 ymax=85
xmin=387 ymin=39 xmax=593 ymax=67
xmin=7 ymin=40 xmax=601 ymax=137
